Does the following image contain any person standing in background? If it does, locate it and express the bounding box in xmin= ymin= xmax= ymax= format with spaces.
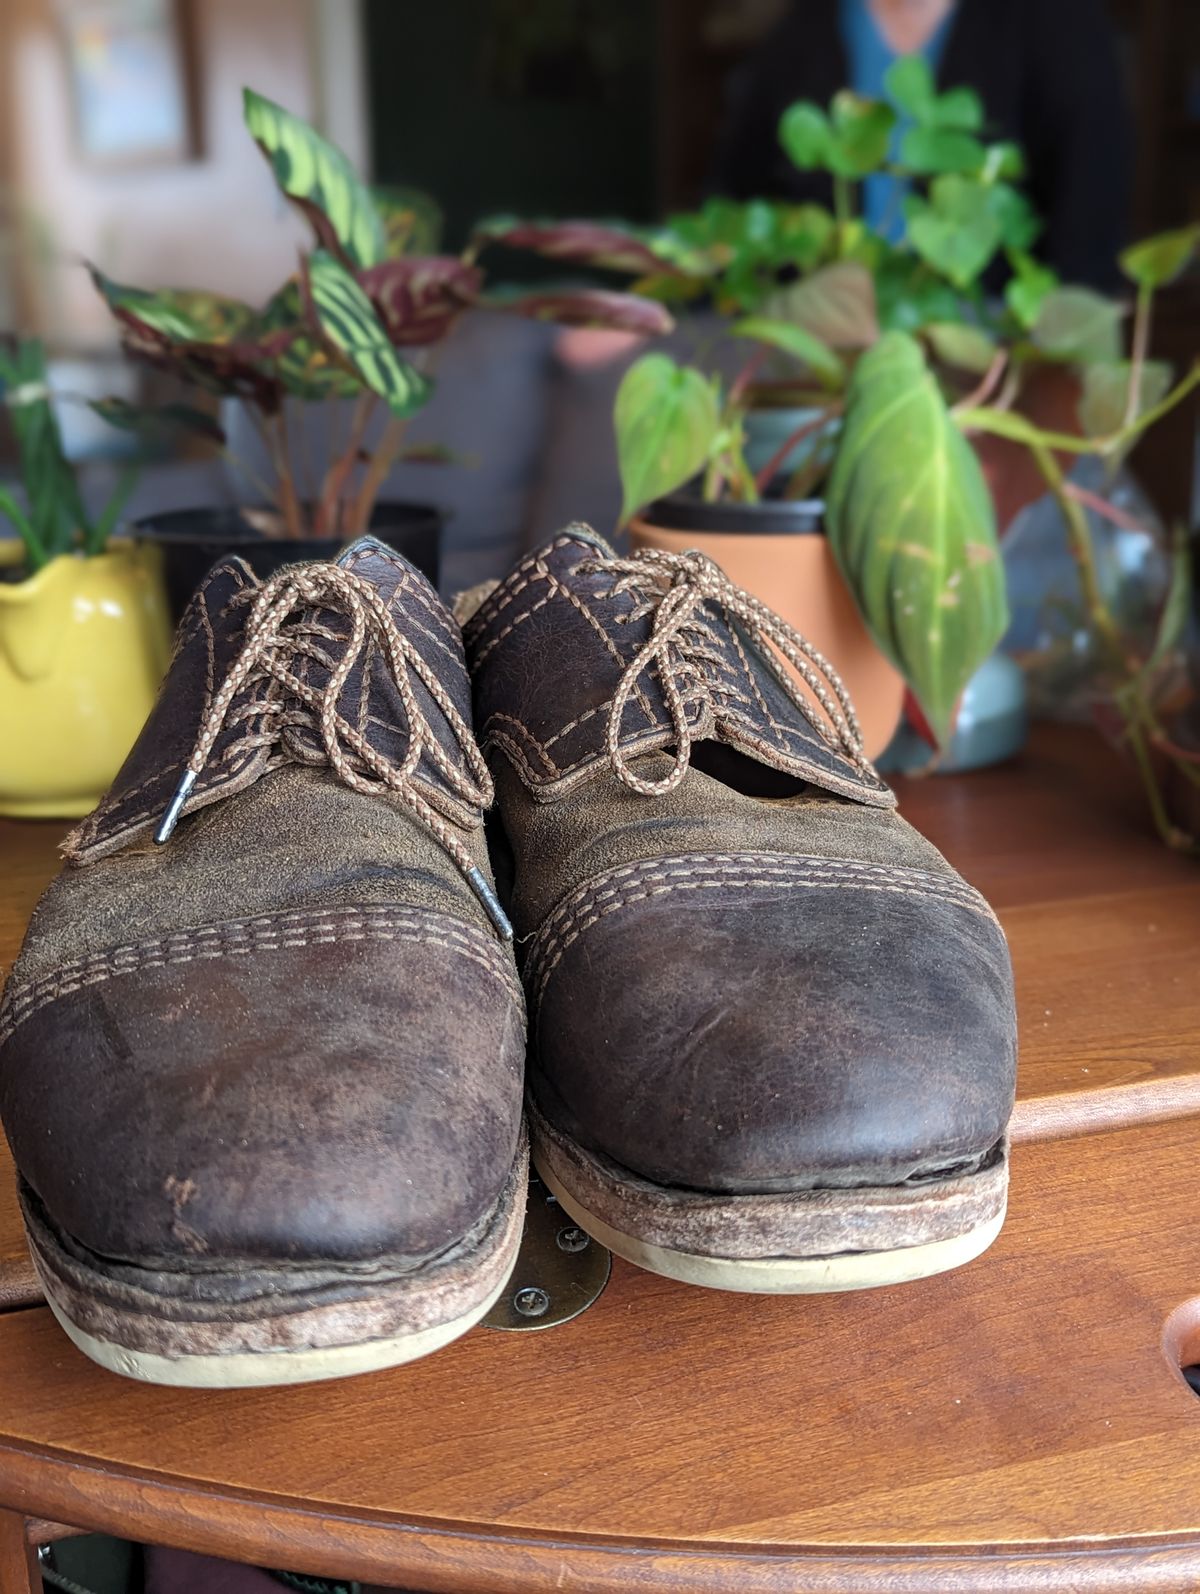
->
xmin=709 ymin=0 xmax=1133 ymax=288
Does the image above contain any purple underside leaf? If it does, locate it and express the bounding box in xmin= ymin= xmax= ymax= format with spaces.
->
xmin=477 ymin=220 xmax=679 ymax=277
xmin=357 ymin=257 xmax=483 ymax=346
xmin=503 ymin=289 xmax=675 ymax=335
xmin=111 ymin=309 xmax=285 ymax=411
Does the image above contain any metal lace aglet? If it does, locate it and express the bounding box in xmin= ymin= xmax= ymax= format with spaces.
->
xmin=154 ymin=768 xmax=198 ymax=845
xmin=466 ymin=865 xmax=513 ymax=942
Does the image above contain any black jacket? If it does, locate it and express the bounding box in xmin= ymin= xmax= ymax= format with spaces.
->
xmin=708 ymin=0 xmax=1133 ymax=288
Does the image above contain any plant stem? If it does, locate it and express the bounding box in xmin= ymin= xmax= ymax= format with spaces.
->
xmin=318 ymin=393 xmax=374 ymax=537
xmin=349 ymin=412 xmax=409 ymax=535
xmin=833 ymin=175 xmax=852 ymax=235
xmin=259 ymin=411 xmax=305 ymax=538
xmin=1027 ymin=439 xmax=1126 ymax=667
xmin=1122 ymin=283 xmax=1154 ymax=433
xmin=753 ymin=407 xmax=840 ymax=495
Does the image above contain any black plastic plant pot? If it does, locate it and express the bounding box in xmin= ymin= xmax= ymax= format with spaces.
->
xmin=634 ymin=489 xmax=826 ymax=539
xmin=135 ymin=502 xmax=445 ymax=621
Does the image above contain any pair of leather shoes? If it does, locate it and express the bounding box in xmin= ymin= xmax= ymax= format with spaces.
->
xmin=0 ymin=531 xmax=1016 ymax=1387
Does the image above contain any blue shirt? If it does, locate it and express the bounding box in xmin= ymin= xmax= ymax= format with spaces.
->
xmin=839 ymin=0 xmax=954 ymax=239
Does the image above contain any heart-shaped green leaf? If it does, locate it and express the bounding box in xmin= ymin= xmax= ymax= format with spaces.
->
xmin=1004 ymin=251 xmax=1059 ymax=329
xmin=932 ymin=86 xmax=984 ymax=132
xmin=244 ymin=88 xmax=384 ymax=269
xmin=825 ymin=331 xmax=1007 ymax=744
xmin=1032 ymin=287 xmax=1123 ymax=362
xmin=306 ymin=250 xmax=430 ymax=416
xmin=923 ymin=321 xmax=997 ymax=373
xmin=828 ymin=92 xmax=896 ymax=177
xmin=1119 ymin=224 xmax=1200 ymax=290
xmin=779 ymin=102 xmax=834 ymax=170
xmin=884 ymin=56 xmax=936 ymax=122
xmin=614 ymin=354 xmax=721 ymax=526
xmin=1078 ymin=359 xmax=1173 ymax=443
xmin=907 ymin=176 xmax=1003 ymax=288
xmin=900 ymin=127 xmax=986 ymax=176
xmin=730 ymin=316 xmax=846 ymax=388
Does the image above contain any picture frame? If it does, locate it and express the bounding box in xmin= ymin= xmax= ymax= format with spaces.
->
xmin=58 ymin=0 xmax=197 ymax=168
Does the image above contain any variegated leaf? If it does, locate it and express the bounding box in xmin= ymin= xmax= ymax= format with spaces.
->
xmin=358 ymin=257 xmax=482 ymax=346
xmin=826 ymin=331 xmax=1007 ymax=744
xmin=474 ymin=217 xmax=681 ymax=277
xmin=244 ymin=88 xmax=384 ymax=269
xmin=505 ymin=289 xmax=674 ymax=335
xmin=306 ymin=249 xmax=430 ymax=416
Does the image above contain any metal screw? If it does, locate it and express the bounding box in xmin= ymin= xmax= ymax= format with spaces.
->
xmin=513 ymin=1286 xmax=550 ymax=1317
xmin=556 ymin=1224 xmax=589 ymax=1253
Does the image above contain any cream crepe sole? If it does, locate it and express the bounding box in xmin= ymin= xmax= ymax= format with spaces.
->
xmin=39 ymin=1269 xmax=513 ymax=1389
xmin=537 ymin=1160 xmax=1007 ymax=1295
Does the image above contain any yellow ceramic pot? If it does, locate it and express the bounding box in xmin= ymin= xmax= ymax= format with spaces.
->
xmin=0 ymin=541 xmax=172 ymax=818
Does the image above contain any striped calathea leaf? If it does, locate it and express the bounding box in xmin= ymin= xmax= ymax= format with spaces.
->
xmin=472 ymin=216 xmax=684 ymax=277
xmin=256 ymin=281 xmax=366 ymax=401
xmin=504 ymin=289 xmax=675 ymax=335
xmin=373 ymin=185 xmax=444 ymax=257
xmin=357 ymin=257 xmax=483 ymax=346
xmin=243 ymin=88 xmax=385 ymax=269
xmin=304 ymin=249 xmax=431 ymax=416
xmin=825 ymin=331 xmax=1007 ymax=744
xmin=89 ymin=267 xmax=286 ymax=409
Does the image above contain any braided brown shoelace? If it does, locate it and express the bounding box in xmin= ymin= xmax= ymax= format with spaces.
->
xmin=582 ymin=548 xmax=871 ymax=798
xmin=155 ymin=563 xmax=511 ymax=939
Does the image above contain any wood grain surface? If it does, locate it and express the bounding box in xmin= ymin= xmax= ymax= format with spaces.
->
xmin=0 ymin=726 xmax=1197 ymax=1593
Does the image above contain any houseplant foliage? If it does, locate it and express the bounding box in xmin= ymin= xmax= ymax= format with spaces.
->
xmin=92 ymin=88 xmax=672 ymax=544
xmin=480 ymin=60 xmax=1200 ymax=828
xmin=0 ymin=336 xmax=171 ymax=817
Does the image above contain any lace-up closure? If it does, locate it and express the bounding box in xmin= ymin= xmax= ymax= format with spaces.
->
xmin=582 ymin=548 xmax=871 ymax=798
xmin=154 ymin=562 xmax=512 ymax=939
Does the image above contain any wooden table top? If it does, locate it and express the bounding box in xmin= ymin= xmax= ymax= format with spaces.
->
xmin=1 ymin=726 xmax=1199 ymax=1593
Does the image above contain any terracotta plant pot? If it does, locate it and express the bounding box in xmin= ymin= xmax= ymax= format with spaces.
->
xmin=628 ymin=494 xmax=905 ymax=761
xmin=0 ymin=540 xmax=172 ymax=818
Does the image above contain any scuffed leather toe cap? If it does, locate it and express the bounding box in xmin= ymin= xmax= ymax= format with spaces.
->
xmin=0 ymin=907 xmax=525 ymax=1266
xmin=528 ymin=854 xmax=1016 ymax=1194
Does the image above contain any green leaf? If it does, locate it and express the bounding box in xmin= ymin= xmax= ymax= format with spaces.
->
xmin=1119 ymin=224 xmax=1200 ymax=291
xmin=982 ymin=141 xmax=1025 ymax=182
xmin=1078 ymin=359 xmax=1173 ymax=441
xmin=779 ymin=102 xmax=834 ymax=170
xmin=243 ymin=87 xmax=384 ymax=269
xmin=306 ymin=250 xmax=430 ymax=416
xmin=761 ymin=260 xmax=879 ymax=348
xmin=729 ymin=316 xmax=846 ymax=388
xmin=923 ymin=321 xmax=997 ymax=374
xmin=373 ymin=185 xmax=443 ymax=257
xmin=89 ymin=396 xmax=226 ymax=446
xmin=614 ymin=354 xmax=721 ymax=526
xmin=884 ymin=55 xmax=936 ymax=122
xmin=907 ymin=176 xmax=1003 ymax=289
xmin=986 ymin=184 xmax=1040 ymax=252
xmin=1032 ymin=286 xmax=1123 ymax=362
xmin=0 ymin=483 xmax=44 ymax=568
xmin=86 ymin=463 xmax=141 ymax=555
xmin=825 ymin=331 xmax=1007 ymax=743
xmin=828 ymin=92 xmax=896 ymax=178
xmin=1004 ymin=252 xmax=1059 ymax=330
xmin=932 ymin=86 xmax=984 ymax=132
xmin=900 ymin=127 xmax=986 ymax=176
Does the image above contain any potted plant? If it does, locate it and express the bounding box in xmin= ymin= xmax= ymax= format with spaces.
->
xmin=94 ymin=89 xmax=671 ymax=616
xmin=0 ymin=336 xmax=171 ymax=817
xmin=478 ymin=60 xmax=1199 ymax=798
